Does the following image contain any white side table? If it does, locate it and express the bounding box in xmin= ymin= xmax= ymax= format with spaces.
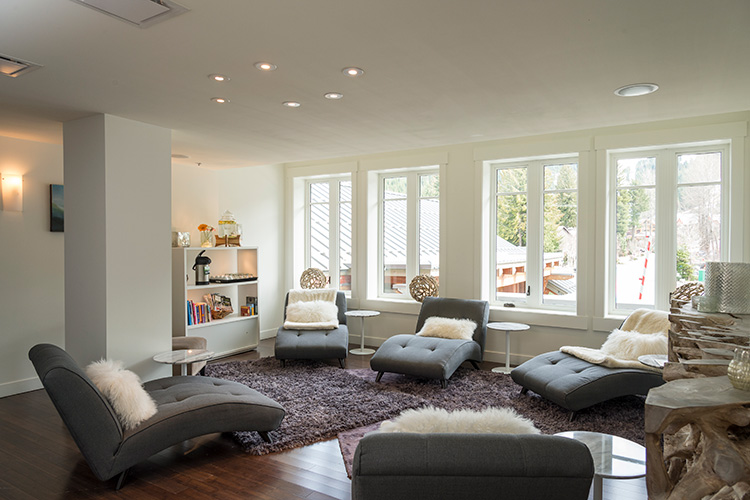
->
xmin=488 ymin=321 xmax=529 ymax=373
xmin=345 ymin=310 xmax=380 ymax=355
xmin=153 ymin=349 xmax=214 ymax=376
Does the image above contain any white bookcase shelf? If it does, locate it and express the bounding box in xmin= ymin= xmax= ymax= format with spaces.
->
xmin=172 ymin=246 xmax=260 ymax=358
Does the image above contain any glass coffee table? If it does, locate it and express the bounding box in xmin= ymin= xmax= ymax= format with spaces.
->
xmin=555 ymin=431 xmax=646 ymax=500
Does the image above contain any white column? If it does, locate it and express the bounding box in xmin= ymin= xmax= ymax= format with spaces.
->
xmin=64 ymin=114 xmax=172 ymax=380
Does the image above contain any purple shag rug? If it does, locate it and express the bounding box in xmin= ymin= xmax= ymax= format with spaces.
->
xmin=205 ymin=357 xmax=645 ymax=470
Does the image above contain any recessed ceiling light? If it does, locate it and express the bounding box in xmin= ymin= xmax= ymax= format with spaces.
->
xmin=208 ymin=74 xmax=229 ymax=82
xmin=614 ymin=83 xmax=659 ymax=97
xmin=324 ymin=92 xmax=344 ymax=100
xmin=211 ymin=97 xmax=230 ymax=104
xmin=283 ymin=101 xmax=301 ymax=108
xmin=254 ymin=62 xmax=277 ymax=71
xmin=342 ymin=67 xmax=364 ymax=77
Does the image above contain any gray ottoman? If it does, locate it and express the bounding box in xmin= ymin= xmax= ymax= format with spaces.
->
xmin=510 ymin=350 xmax=664 ymax=416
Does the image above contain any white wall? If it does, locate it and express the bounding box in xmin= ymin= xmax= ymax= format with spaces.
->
xmin=0 ymin=135 xmax=65 ymax=397
xmin=285 ymin=112 xmax=750 ymax=367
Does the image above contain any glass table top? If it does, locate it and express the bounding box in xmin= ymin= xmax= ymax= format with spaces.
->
xmin=555 ymin=431 xmax=646 ymax=479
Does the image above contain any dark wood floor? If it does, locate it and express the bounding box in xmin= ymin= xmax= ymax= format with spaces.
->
xmin=0 ymin=340 xmax=646 ymax=499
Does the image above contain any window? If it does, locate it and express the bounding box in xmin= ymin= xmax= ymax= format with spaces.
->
xmin=489 ymin=157 xmax=578 ymax=310
xmin=306 ymin=178 xmax=352 ymax=290
xmin=609 ymin=143 xmax=728 ymax=312
xmin=380 ymin=170 xmax=439 ymax=297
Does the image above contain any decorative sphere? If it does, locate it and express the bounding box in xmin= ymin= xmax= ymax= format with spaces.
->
xmin=300 ymin=268 xmax=327 ymax=289
xmin=409 ymin=275 xmax=438 ymax=302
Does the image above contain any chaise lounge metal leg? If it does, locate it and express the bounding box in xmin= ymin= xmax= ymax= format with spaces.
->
xmin=440 ymin=379 xmax=447 ymax=389
xmin=280 ymin=359 xmax=286 ymax=368
xmin=520 ymin=387 xmax=529 ymax=395
xmin=258 ymin=431 xmax=272 ymax=443
xmin=339 ymin=358 xmax=346 ymax=369
xmin=375 ymin=371 xmax=384 ymax=383
xmin=469 ymin=360 xmax=480 ymax=370
xmin=569 ymin=411 xmax=577 ymax=422
xmin=115 ymin=468 xmax=130 ymax=490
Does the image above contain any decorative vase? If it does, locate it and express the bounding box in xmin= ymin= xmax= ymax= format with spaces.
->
xmin=727 ymin=348 xmax=750 ymax=390
xmin=200 ymin=230 xmax=213 ymax=248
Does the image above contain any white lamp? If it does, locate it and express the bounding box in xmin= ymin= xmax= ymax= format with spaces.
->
xmin=2 ymin=174 xmax=23 ymax=211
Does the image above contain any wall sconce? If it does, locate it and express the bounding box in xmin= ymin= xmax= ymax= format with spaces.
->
xmin=2 ymin=174 xmax=23 ymax=211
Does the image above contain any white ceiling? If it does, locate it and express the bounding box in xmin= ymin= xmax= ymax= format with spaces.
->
xmin=1 ymin=0 xmax=749 ymax=169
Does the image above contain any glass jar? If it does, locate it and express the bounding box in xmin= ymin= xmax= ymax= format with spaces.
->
xmin=727 ymin=348 xmax=750 ymax=390
xmin=218 ymin=210 xmax=237 ymax=237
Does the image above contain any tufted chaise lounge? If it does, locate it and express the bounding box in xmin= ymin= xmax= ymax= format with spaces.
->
xmin=29 ymin=343 xmax=285 ymax=489
xmin=275 ymin=290 xmax=349 ymax=367
xmin=510 ymin=350 xmax=664 ymax=418
xmin=370 ymin=297 xmax=490 ymax=388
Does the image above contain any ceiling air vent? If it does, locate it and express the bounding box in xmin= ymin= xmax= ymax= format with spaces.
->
xmin=0 ymin=54 xmax=42 ymax=78
xmin=69 ymin=0 xmax=188 ymax=28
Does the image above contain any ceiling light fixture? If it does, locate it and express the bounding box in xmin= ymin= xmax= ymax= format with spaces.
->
xmin=171 ymin=154 xmax=190 ymax=159
xmin=0 ymin=53 xmax=42 ymax=78
xmin=208 ymin=74 xmax=229 ymax=82
xmin=254 ymin=62 xmax=277 ymax=71
xmin=614 ymin=83 xmax=659 ymax=97
xmin=342 ymin=67 xmax=364 ymax=77
xmin=324 ymin=92 xmax=344 ymax=100
xmin=282 ymin=101 xmax=301 ymax=108
xmin=211 ymin=97 xmax=230 ymax=104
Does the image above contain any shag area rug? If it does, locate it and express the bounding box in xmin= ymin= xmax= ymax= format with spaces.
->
xmin=205 ymin=358 xmax=646 ymax=470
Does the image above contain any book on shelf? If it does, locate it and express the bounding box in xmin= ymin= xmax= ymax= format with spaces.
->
xmin=186 ymin=300 xmax=211 ymax=325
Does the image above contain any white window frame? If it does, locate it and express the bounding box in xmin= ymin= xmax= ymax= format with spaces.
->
xmin=487 ymin=154 xmax=579 ymax=312
xmin=377 ymin=167 xmax=439 ymax=300
xmin=606 ymin=142 xmax=730 ymax=314
xmin=304 ymin=176 xmax=352 ymax=292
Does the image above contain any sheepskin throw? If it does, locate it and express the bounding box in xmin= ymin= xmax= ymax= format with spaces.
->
xmin=85 ymin=359 xmax=157 ymax=430
xmin=560 ymin=308 xmax=669 ymax=373
xmin=379 ymin=406 xmax=540 ymax=435
xmin=416 ymin=317 xmax=477 ymax=340
xmin=284 ymin=288 xmax=339 ymax=330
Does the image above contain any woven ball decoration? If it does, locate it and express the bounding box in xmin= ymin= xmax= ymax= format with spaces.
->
xmin=672 ymin=281 xmax=705 ymax=301
xmin=409 ymin=275 xmax=439 ymax=302
xmin=300 ymin=268 xmax=327 ymax=289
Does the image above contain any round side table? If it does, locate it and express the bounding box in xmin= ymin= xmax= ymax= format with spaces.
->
xmin=153 ymin=349 xmax=214 ymax=376
xmin=555 ymin=431 xmax=646 ymax=500
xmin=488 ymin=322 xmax=529 ymax=373
xmin=345 ymin=310 xmax=380 ymax=355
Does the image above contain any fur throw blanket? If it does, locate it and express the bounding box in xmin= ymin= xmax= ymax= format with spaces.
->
xmin=379 ymin=406 xmax=539 ymax=435
xmin=560 ymin=308 xmax=669 ymax=373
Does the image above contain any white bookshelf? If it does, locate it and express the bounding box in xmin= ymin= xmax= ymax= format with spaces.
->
xmin=172 ymin=246 xmax=260 ymax=358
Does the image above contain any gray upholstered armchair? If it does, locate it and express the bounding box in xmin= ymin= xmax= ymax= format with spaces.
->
xmin=369 ymin=297 xmax=490 ymax=388
xmin=274 ymin=290 xmax=349 ymax=368
xmin=352 ymin=432 xmax=594 ymax=500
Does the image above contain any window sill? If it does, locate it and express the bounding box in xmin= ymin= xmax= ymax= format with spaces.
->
xmin=489 ymin=306 xmax=588 ymax=330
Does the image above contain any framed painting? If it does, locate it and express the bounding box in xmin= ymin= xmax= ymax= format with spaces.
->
xmin=50 ymin=184 xmax=64 ymax=232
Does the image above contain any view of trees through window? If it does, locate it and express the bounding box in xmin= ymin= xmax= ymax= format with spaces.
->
xmin=494 ymin=160 xmax=577 ymax=307
xmin=613 ymin=148 xmax=723 ymax=310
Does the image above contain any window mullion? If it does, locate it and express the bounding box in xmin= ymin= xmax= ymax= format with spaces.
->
xmin=406 ymin=173 xmax=418 ymax=280
xmin=655 ymin=151 xmax=676 ymax=310
xmin=526 ymin=162 xmax=542 ymax=307
xmin=329 ymin=180 xmax=340 ymax=289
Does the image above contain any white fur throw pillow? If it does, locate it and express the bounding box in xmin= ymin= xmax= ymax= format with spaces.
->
xmin=286 ymin=300 xmax=339 ymax=324
xmin=416 ymin=317 xmax=477 ymax=340
xmin=600 ymin=328 xmax=667 ymax=360
xmin=86 ymin=359 xmax=157 ymax=430
xmin=379 ymin=406 xmax=540 ymax=435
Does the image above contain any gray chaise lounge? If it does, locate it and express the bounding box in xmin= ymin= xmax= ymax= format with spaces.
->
xmin=29 ymin=343 xmax=285 ymax=489
xmin=352 ymin=432 xmax=594 ymax=500
xmin=275 ymin=290 xmax=349 ymax=368
xmin=510 ymin=350 xmax=664 ymax=418
xmin=369 ymin=297 xmax=490 ymax=388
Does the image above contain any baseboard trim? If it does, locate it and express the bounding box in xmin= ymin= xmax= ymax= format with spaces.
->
xmin=0 ymin=377 xmax=43 ymax=398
